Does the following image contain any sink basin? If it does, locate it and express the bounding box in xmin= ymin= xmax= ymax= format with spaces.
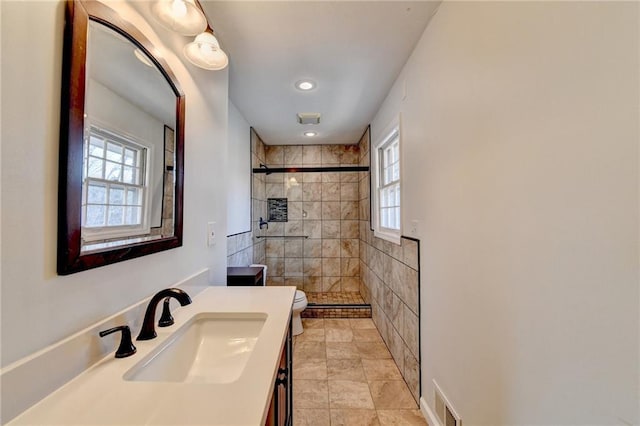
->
xmin=124 ymin=312 xmax=267 ymax=384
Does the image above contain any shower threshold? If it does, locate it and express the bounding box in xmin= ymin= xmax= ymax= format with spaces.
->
xmin=303 ymin=292 xmax=372 ymax=319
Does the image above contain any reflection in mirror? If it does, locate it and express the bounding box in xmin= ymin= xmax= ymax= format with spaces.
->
xmin=82 ymin=21 xmax=175 ymax=253
xmin=58 ymin=0 xmax=184 ymax=275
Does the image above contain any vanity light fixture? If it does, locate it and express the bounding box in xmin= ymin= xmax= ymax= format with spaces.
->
xmin=184 ymin=30 xmax=228 ymax=70
xmin=295 ymin=80 xmax=316 ymax=91
xmin=304 ymin=131 xmax=317 ymax=137
xmin=151 ymin=0 xmax=207 ymax=36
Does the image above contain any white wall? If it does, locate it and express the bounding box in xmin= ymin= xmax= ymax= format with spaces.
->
xmin=371 ymin=2 xmax=639 ymax=425
xmin=226 ymin=101 xmax=251 ymax=235
xmin=1 ymin=0 xmax=229 ymax=368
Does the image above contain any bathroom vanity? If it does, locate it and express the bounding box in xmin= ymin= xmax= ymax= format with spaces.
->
xmin=8 ymin=286 xmax=295 ymax=425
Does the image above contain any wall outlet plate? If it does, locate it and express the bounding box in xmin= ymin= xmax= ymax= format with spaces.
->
xmin=207 ymin=222 xmax=216 ymax=246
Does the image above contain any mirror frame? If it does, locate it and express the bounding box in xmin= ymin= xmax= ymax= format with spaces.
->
xmin=58 ymin=0 xmax=185 ymax=275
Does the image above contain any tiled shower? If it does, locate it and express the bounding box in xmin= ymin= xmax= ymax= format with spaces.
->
xmin=250 ymin=129 xmax=369 ymax=312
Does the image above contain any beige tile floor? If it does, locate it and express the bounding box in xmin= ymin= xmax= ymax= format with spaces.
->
xmin=292 ymin=318 xmax=428 ymax=426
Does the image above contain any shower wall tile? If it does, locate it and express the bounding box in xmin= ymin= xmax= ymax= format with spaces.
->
xmin=341 ymin=239 xmax=359 ymax=259
xmin=322 ymin=258 xmax=341 ymax=277
xmin=303 ymin=172 xmax=322 ymax=183
xmin=341 ymin=258 xmax=359 ymax=277
xmin=304 ymin=258 xmax=322 ymax=277
xmin=265 ymin=145 xmax=284 ymax=165
xmin=340 ymin=201 xmax=359 ymax=220
xmin=304 ymin=239 xmax=322 ymax=258
xmin=304 ymin=221 xmax=322 ymax=239
xmin=340 ymin=221 xmax=359 ymax=239
xmin=304 ymin=276 xmax=323 ymax=292
xmin=266 ymin=238 xmax=284 ymax=258
xmin=323 ymin=276 xmax=341 ymax=292
xmin=284 ymin=240 xmax=303 ymax=257
xmin=322 ymin=221 xmax=340 ymax=238
xmin=342 ymin=277 xmax=359 ymax=292
xmin=321 ymin=172 xmax=341 ymax=183
xmin=322 ymin=202 xmax=340 ymax=220
xmin=340 ymin=183 xmax=358 ymax=201
xmin=302 ymin=183 xmax=322 ymax=201
xmin=302 ymin=146 xmax=322 ymax=164
xmin=322 ymin=239 xmax=341 ymax=258
xmin=284 ymin=145 xmax=302 ymax=165
xmin=302 ymin=201 xmax=322 ymax=220
xmin=340 ymin=172 xmax=359 ymax=183
xmin=321 ymin=183 xmax=340 ymax=201
xmin=288 ymin=201 xmax=303 ymax=220
xmin=285 ymin=258 xmax=303 ymax=276
xmin=285 ymin=184 xmax=303 ymax=201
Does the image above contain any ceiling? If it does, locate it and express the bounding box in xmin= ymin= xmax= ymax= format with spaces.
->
xmin=201 ymin=1 xmax=441 ymax=145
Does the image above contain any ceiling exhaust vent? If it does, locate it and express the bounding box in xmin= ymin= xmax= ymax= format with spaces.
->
xmin=297 ymin=113 xmax=321 ymax=125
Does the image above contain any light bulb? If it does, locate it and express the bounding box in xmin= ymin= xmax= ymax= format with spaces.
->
xmin=170 ymin=0 xmax=187 ymax=18
xmin=184 ymin=32 xmax=229 ymax=70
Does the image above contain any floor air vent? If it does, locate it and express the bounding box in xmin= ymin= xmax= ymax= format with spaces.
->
xmin=434 ymin=380 xmax=462 ymax=426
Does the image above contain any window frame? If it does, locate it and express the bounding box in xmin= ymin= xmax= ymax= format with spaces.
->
xmin=372 ymin=116 xmax=402 ymax=245
xmin=81 ymin=122 xmax=153 ymax=242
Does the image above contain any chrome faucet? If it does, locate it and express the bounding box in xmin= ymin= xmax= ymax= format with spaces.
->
xmin=137 ymin=288 xmax=192 ymax=341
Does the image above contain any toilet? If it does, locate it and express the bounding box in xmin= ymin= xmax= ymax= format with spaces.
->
xmin=250 ymin=264 xmax=308 ymax=336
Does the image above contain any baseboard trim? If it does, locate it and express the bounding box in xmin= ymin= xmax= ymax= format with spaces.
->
xmin=420 ymin=396 xmax=441 ymax=426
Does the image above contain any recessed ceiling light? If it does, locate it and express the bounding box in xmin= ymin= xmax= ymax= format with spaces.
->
xmin=295 ymin=80 xmax=316 ymax=91
xmin=304 ymin=131 xmax=317 ymax=137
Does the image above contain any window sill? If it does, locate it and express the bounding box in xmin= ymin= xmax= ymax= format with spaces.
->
xmin=373 ymin=228 xmax=401 ymax=245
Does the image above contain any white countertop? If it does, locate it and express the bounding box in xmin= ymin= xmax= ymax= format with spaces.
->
xmin=8 ymin=286 xmax=296 ymax=426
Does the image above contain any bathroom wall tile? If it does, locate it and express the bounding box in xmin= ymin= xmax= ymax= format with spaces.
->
xmin=265 ymin=238 xmax=284 ymax=258
xmin=284 ymin=145 xmax=302 ymax=165
xmin=304 ymin=221 xmax=322 ymax=239
xmin=266 ymin=221 xmax=284 ymax=236
xmin=322 ymin=221 xmax=340 ymax=238
xmin=304 ymin=276 xmax=323 ymax=292
xmin=340 ymin=201 xmax=359 ymax=220
xmin=266 ymin=276 xmax=283 ymax=286
xmin=304 ymin=239 xmax=322 ymax=257
xmin=387 ymin=329 xmax=405 ymax=374
xmin=266 ymin=183 xmax=284 ymax=198
xmin=284 ymin=239 xmax=303 ymax=257
xmin=342 ymin=277 xmax=359 ymax=292
xmin=321 ymin=145 xmax=342 ymax=164
xmin=340 ymin=146 xmax=360 ymax=165
xmin=322 ymin=276 xmax=341 ymax=292
xmin=252 ymin=176 xmax=264 ymax=199
xmin=302 ymin=201 xmax=322 ymax=220
xmin=341 ymin=258 xmax=359 ymax=277
xmin=264 ymin=145 xmax=284 ymax=165
xmin=285 ymin=220 xmax=303 ymax=237
xmin=285 ymin=276 xmax=304 ymax=289
xmin=285 ymin=184 xmax=303 ymax=201
xmin=402 ymin=267 xmax=419 ymax=315
xmin=382 ymin=252 xmax=392 ymax=284
xmin=402 ymin=239 xmax=419 ymax=270
xmin=322 ymin=258 xmax=341 ymax=277
xmin=226 ymin=235 xmax=237 ymax=256
xmin=388 ymin=241 xmax=405 ymax=262
xmin=341 ymin=239 xmax=359 ymax=258
xmin=340 ymin=183 xmax=359 ymax=201
xmin=389 ymin=292 xmax=404 ymax=337
xmin=304 ymin=172 xmax=322 ymax=183
xmin=304 ymin=258 xmax=322 ymax=277
xmin=340 ymin=220 xmax=359 ymax=239
xmin=303 ymin=146 xmax=322 ymax=165
xmin=322 ymin=239 xmax=341 ymax=258
xmin=303 ymin=183 xmax=322 ymax=201
xmin=288 ymin=201 xmax=303 ymax=220
xmin=251 ymin=153 xmax=260 ymax=169
xmin=403 ymin=305 xmax=419 ymax=359
xmin=321 ymin=183 xmax=340 ymax=201
xmin=389 ymin=258 xmax=404 ymax=296
xmin=322 ymin=201 xmax=340 ymax=220
xmin=265 ymin=171 xmax=284 ymax=183
xmin=285 ymin=258 xmax=303 ymax=276
xmin=266 ymin=257 xmax=284 ymax=277
xmin=321 ymin=172 xmax=341 ymax=183
xmin=340 ymin=172 xmax=359 ymax=183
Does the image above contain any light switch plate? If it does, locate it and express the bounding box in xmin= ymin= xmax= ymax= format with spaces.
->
xmin=207 ymin=222 xmax=216 ymax=246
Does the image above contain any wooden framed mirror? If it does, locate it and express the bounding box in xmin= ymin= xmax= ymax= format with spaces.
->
xmin=58 ymin=0 xmax=185 ymax=275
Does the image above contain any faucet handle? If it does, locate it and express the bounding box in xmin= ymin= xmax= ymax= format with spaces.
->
xmin=158 ymin=297 xmax=174 ymax=327
xmin=99 ymin=325 xmax=137 ymax=358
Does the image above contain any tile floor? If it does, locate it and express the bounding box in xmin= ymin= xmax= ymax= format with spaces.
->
xmin=292 ymin=318 xmax=428 ymax=426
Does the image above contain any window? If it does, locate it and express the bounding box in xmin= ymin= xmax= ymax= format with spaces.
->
xmin=372 ymin=118 xmax=401 ymax=244
xmin=82 ymin=126 xmax=150 ymax=241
